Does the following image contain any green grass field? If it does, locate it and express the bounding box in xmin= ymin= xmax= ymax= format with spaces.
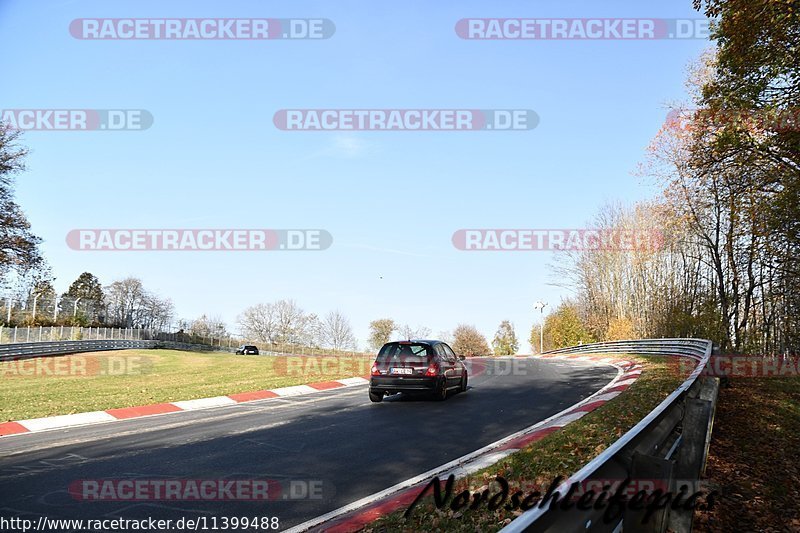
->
xmin=0 ymin=349 xmax=373 ymax=421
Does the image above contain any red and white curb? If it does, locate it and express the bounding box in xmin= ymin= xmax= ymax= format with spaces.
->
xmin=287 ymin=355 xmax=643 ymax=533
xmin=0 ymin=376 xmax=370 ymax=438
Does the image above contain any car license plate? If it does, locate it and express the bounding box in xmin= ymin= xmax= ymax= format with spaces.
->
xmin=390 ymin=367 xmax=413 ymax=375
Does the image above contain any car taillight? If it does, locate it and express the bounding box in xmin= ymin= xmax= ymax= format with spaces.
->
xmin=371 ymin=364 xmax=380 ymax=376
xmin=425 ymin=363 xmax=439 ymax=376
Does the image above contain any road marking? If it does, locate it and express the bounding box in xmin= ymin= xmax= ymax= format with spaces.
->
xmin=337 ymin=377 xmax=369 ymax=386
xmin=271 ymin=385 xmax=319 ymax=397
xmin=0 ymin=388 xmax=367 ymax=456
xmin=287 ymin=358 xmax=626 ymax=532
xmin=172 ymin=396 xmax=238 ymax=410
xmin=18 ymin=411 xmax=116 ymax=432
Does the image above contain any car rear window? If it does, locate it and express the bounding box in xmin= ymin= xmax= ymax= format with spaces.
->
xmin=245 ymin=345 xmax=257 ymax=349
xmin=377 ymin=342 xmax=431 ymax=362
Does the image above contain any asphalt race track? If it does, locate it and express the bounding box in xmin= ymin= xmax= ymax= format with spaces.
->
xmin=0 ymin=358 xmax=617 ymax=531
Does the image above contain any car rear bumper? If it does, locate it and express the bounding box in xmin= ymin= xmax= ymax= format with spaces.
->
xmin=369 ymin=375 xmax=439 ymax=394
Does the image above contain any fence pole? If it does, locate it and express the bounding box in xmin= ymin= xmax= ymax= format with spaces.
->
xmin=14 ymin=326 xmax=17 ymax=343
xmin=26 ymin=327 xmax=30 ymax=342
xmin=60 ymin=325 xmax=64 ymax=340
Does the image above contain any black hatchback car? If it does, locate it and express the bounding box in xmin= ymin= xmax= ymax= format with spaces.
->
xmin=369 ymin=340 xmax=468 ymax=402
xmin=235 ymin=345 xmax=259 ymax=355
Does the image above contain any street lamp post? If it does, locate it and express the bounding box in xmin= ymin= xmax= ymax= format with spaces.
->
xmin=533 ymin=301 xmax=548 ymax=354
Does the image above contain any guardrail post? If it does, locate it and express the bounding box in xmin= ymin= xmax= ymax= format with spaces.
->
xmin=692 ymin=377 xmax=720 ymax=477
xmin=666 ymin=391 xmax=714 ymax=533
xmin=624 ymin=452 xmax=674 ymax=533
xmin=13 ymin=326 xmax=17 ymax=343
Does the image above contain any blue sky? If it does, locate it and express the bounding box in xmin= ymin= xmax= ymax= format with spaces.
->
xmin=0 ymin=0 xmax=710 ymax=351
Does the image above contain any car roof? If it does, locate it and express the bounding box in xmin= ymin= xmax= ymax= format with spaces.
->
xmin=392 ymin=340 xmax=443 ymax=345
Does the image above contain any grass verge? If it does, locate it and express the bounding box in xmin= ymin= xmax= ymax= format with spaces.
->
xmin=694 ymin=376 xmax=800 ymax=532
xmin=366 ymin=355 xmax=684 ymax=532
xmin=0 ymin=349 xmax=372 ymax=421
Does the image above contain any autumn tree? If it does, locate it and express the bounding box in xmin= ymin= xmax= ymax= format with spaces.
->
xmin=320 ymin=310 xmax=357 ymax=351
xmin=536 ymin=301 xmax=593 ymax=351
xmin=238 ymin=299 xmax=308 ymax=345
xmin=452 ymin=324 xmax=490 ymax=357
xmin=0 ymin=125 xmax=42 ymax=283
xmin=368 ymin=318 xmax=396 ymax=350
xmin=398 ymin=324 xmax=431 ymax=341
xmin=23 ymin=278 xmax=55 ymax=325
xmin=60 ymin=272 xmax=105 ymax=322
xmin=189 ymin=314 xmax=227 ymax=338
xmin=605 ymin=317 xmax=637 ymax=341
xmin=492 ymin=320 xmax=519 ymax=355
xmin=237 ymin=303 xmax=278 ymax=344
xmin=692 ymin=0 xmax=800 ymax=353
xmin=104 ymin=277 xmax=173 ymax=330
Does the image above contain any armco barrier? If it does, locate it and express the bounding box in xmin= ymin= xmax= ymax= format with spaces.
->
xmin=500 ymin=338 xmax=717 ymax=533
xmin=0 ymin=339 xmax=158 ymax=362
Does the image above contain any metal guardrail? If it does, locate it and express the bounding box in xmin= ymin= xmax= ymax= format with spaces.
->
xmin=501 ymin=338 xmax=717 ymax=533
xmin=0 ymin=339 xmax=158 ymax=362
xmin=0 ymin=339 xmax=368 ymax=362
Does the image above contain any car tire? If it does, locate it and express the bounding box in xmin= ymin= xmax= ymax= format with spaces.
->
xmin=434 ymin=378 xmax=448 ymax=401
xmin=369 ymin=391 xmax=383 ymax=403
xmin=459 ymin=373 xmax=468 ymax=393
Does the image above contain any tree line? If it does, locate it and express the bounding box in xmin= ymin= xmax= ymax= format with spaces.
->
xmin=1 ymin=271 xmax=176 ymax=330
xmin=236 ymin=305 xmax=524 ymax=356
xmin=365 ymin=318 xmax=519 ymax=357
xmin=540 ymin=0 xmax=799 ymax=355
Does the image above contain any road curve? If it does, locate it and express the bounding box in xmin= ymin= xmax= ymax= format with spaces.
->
xmin=0 ymin=358 xmax=616 ymax=531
